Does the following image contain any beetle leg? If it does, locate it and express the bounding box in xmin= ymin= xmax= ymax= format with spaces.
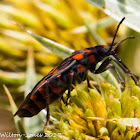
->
xmin=61 ymin=96 xmax=65 ymax=104
xmin=112 ymin=64 xmax=125 ymax=86
xmin=113 ymin=54 xmax=139 ymax=84
xmin=94 ymin=57 xmax=125 ymax=85
xmin=94 ymin=57 xmax=112 ymax=74
xmin=65 ymin=71 xmax=74 ymax=106
xmin=86 ymin=77 xmax=92 ymax=88
xmin=82 ymin=72 xmax=91 ymax=88
xmin=103 ymin=63 xmax=125 ymax=86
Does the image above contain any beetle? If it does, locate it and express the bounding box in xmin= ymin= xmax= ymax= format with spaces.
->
xmin=14 ymin=17 xmax=139 ymax=130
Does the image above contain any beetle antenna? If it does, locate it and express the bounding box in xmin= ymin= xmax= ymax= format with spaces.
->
xmin=111 ymin=36 xmax=135 ymax=53
xmin=108 ymin=17 xmax=125 ymax=53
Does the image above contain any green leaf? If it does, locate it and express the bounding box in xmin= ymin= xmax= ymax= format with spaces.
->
xmin=3 ymin=85 xmax=28 ymax=140
xmin=15 ymin=23 xmax=73 ymax=59
xmin=24 ymin=47 xmax=36 ymax=95
xmin=24 ymin=48 xmax=43 ymax=134
xmin=86 ymin=0 xmax=140 ymax=32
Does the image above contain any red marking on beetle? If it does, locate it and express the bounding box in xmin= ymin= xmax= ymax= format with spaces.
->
xmin=49 ymin=84 xmax=62 ymax=94
xmin=35 ymin=80 xmax=47 ymax=92
xmin=30 ymin=95 xmax=44 ymax=109
xmin=103 ymin=45 xmax=108 ymax=49
xmin=22 ymin=103 xmax=37 ymax=115
xmin=61 ymin=59 xmax=70 ymax=65
xmin=48 ymin=67 xmax=56 ymax=74
xmin=88 ymin=55 xmax=95 ymax=63
xmin=38 ymin=88 xmax=46 ymax=99
xmin=53 ymin=69 xmax=59 ymax=75
xmin=85 ymin=49 xmax=94 ymax=53
xmin=78 ymin=64 xmax=86 ymax=72
xmin=72 ymin=52 xmax=84 ymax=60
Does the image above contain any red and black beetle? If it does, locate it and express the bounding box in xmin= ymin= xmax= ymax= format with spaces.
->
xmin=14 ymin=17 xmax=139 ymax=130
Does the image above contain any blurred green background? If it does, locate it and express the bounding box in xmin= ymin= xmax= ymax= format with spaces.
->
xmin=0 ymin=0 xmax=140 ymax=140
